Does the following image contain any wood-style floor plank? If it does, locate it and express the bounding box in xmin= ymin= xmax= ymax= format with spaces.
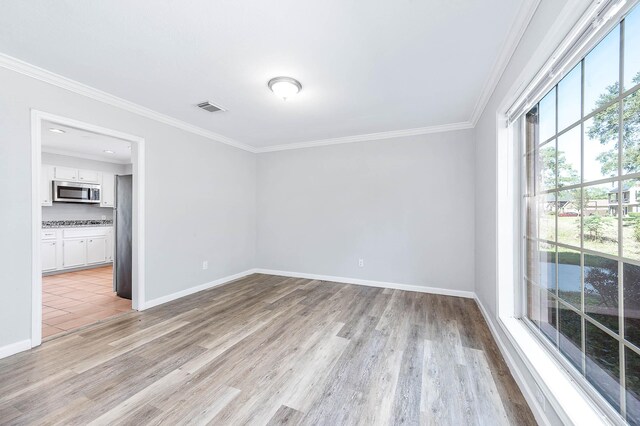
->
xmin=0 ymin=274 xmax=535 ymax=425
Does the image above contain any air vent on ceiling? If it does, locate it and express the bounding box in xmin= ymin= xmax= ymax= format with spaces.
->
xmin=196 ymin=101 xmax=225 ymax=113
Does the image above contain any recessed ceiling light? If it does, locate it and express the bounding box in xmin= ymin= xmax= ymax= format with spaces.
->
xmin=268 ymin=77 xmax=302 ymax=100
xmin=49 ymin=128 xmax=66 ymax=134
xmin=103 ymin=150 xmax=115 ymax=154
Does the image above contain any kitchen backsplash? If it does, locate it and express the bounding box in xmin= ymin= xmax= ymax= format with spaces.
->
xmin=42 ymin=202 xmax=113 ymax=221
xmin=42 ymin=219 xmax=113 ymax=228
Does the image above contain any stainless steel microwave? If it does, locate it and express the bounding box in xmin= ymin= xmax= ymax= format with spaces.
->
xmin=53 ymin=181 xmax=101 ymax=203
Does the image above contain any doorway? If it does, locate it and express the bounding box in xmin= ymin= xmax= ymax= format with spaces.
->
xmin=31 ymin=111 xmax=146 ymax=347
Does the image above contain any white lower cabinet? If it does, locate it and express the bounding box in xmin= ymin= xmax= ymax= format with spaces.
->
xmin=43 ymin=226 xmax=113 ymax=272
xmin=87 ymin=237 xmax=107 ymax=264
xmin=63 ymin=239 xmax=87 ymax=268
xmin=41 ymin=241 xmax=57 ymax=271
xmin=105 ymin=229 xmax=114 ymax=261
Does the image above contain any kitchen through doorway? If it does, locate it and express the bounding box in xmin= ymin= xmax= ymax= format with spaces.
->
xmin=35 ymin=113 xmax=144 ymax=342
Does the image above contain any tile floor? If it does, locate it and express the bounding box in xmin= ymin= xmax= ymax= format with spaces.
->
xmin=42 ymin=265 xmax=131 ymax=338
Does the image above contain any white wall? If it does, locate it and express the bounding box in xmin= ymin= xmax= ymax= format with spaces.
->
xmin=257 ymin=131 xmax=475 ymax=293
xmin=42 ymin=152 xmax=130 ymax=174
xmin=473 ymin=0 xmax=590 ymax=424
xmin=42 ymin=203 xmax=113 ymax=221
xmin=0 ymin=66 xmax=256 ymax=348
xmin=42 ymin=152 xmax=129 ymax=221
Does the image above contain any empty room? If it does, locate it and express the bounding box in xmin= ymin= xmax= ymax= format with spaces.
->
xmin=0 ymin=0 xmax=639 ymax=425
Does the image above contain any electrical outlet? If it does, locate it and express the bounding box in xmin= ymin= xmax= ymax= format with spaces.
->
xmin=101 ymin=215 xmax=106 ymax=220
xmin=358 ymin=258 xmax=364 ymax=267
xmin=202 ymin=261 xmax=208 ymax=270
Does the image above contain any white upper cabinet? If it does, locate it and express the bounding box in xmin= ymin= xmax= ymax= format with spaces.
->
xmin=78 ymin=169 xmax=100 ymax=183
xmin=53 ymin=167 xmax=100 ymax=183
xmin=101 ymin=172 xmax=115 ymax=207
xmin=54 ymin=166 xmax=78 ymax=181
xmin=41 ymin=165 xmax=54 ymax=206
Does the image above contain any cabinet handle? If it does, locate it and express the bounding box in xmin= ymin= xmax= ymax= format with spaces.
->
xmin=80 ymin=240 xmax=84 ymax=243
xmin=52 ymin=242 xmax=56 ymax=246
xmin=89 ymin=239 xmax=93 ymax=242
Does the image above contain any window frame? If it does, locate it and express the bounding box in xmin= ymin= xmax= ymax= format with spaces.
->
xmin=489 ymin=0 xmax=640 ymax=424
xmin=519 ymin=6 xmax=640 ymax=424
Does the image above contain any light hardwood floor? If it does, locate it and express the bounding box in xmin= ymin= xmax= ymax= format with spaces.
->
xmin=0 ymin=274 xmax=535 ymax=425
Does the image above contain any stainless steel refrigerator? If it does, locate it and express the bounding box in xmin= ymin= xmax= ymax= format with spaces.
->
xmin=114 ymin=174 xmax=132 ymax=299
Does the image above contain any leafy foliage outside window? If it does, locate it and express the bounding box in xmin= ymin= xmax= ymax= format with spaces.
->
xmin=588 ymin=74 xmax=640 ymax=176
xmin=584 ymin=215 xmax=607 ymax=241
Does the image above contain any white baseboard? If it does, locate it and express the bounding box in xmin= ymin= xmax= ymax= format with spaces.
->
xmin=474 ymin=296 xmax=551 ymax=426
xmin=0 ymin=339 xmax=31 ymax=360
xmin=142 ymin=269 xmax=257 ymax=309
xmin=144 ymin=267 xmax=474 ymax=310
xmin=254 ymin=268 xmax=475 ymax=298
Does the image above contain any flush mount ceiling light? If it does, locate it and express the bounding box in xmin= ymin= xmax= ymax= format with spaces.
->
xmin=268 ymin=76 xmax=302 ymax=100
xmin=48 ymin=128 xmax=66 ymax=134
xmin=103 ymin=150 xmax=115 ymax=154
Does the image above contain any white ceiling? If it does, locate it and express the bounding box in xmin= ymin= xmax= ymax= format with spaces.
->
xmin=0 ymin=0 xmax=528 ymax=149
xmin=42 ymin=121 xmax=132 ymax=164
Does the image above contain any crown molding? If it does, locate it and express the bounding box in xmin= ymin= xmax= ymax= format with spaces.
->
xmin=0 ymin=53 xmax=257 ymax=153
xmin=254 ymin=121 xmax=474 ymax=153
xmin=2 ymin=52 xmax=473 ymax=154
xmin=469 ymin=0 xmax=541 ymax=126
xmin=2 ymin=4 xmax=538 ymax=158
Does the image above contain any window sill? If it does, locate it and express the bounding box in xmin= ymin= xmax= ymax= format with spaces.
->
xmin=498 ymin=316 xmax=614 ymax=426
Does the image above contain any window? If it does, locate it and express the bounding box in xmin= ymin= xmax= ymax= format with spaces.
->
xmin=523 ymin=4 xmax=640 ymax=423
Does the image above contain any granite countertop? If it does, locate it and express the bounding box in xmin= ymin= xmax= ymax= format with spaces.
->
xmin=42 ymin=220 xmax=113 ymax=229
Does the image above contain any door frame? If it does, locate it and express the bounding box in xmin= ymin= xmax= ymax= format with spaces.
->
xmin=31 ymin=110 xmax=146 ymax=347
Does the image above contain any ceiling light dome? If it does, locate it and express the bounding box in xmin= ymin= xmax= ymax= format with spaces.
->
xmin=268 ymin=76 xmax=302 ymax=100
